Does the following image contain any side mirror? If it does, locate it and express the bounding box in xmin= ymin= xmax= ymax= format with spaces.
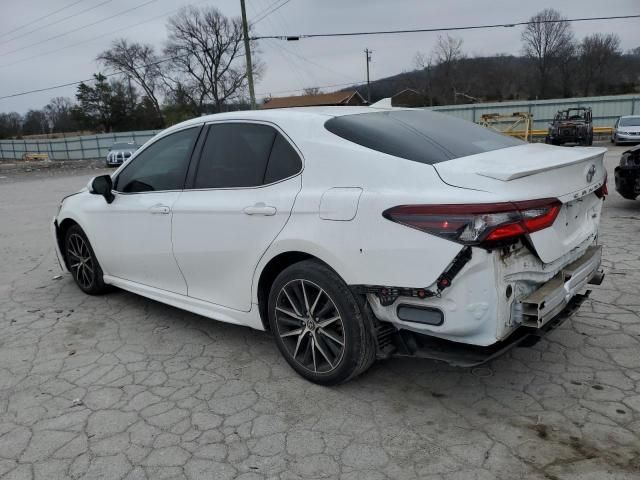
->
xmin=90 ymin=175 xmax=115 ymax=204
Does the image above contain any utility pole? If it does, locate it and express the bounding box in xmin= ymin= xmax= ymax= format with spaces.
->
xmin=364 ymin=48 xmax=372 ymax=103
xmin=240 ymin=0 xmax=256 ymax=109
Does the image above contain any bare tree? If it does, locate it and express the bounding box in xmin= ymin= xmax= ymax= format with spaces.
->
xmin=413 ymin=52 xmax=435 ymax=106
xmin=163 ymin=6 xmax=260 ymax=114
xmin=579 ymin=33 xmax=621 ymax=96
xmin=303 ymin=87 xmax=320 ymax=96
xmin=556 ymin=40 xmax=578 ymax=98
xmin=521 ymin=8 xmax=573 ymax=98
xmin=22 ymin=109 xmax=49 ymax=136
xmin=432 ymin=35 xmax=464 ymax=103
xmin=98 ymin=39 xmax=165 ymax=126
xmin=44 ymin=97 xmax=75 ymax=133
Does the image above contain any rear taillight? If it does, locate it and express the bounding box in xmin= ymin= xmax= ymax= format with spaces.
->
xmin=595 ymin=172 xmax=608 ymax=199
xmin=383 ymin=198 xmax=561 ymax=247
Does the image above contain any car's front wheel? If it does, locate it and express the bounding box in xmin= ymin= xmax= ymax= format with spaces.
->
xmin=64 ymin=224 xmax=109 ymax=295
xmin=268 ymin=260 xmax=376 ymax=385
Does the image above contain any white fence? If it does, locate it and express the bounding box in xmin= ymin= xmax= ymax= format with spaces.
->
xmin=0 ymin=130 xmax=161 ymax=161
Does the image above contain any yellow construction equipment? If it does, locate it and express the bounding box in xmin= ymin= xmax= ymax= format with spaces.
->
xmin=22 ymin=153 xmax=49 ymax=162
xmin=479 ymin=112 xmax=533 ymax=142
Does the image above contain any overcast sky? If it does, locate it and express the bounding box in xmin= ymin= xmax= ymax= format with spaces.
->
xmin=0 ymin=0 xmax=638 ymax=113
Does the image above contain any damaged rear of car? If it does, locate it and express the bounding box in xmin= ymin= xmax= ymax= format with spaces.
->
xmin=320 ymin=110 xmax=607 ymax=367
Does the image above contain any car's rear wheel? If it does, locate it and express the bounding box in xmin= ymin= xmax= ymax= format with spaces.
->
xmin=64 ymin=225 xmax=109 ymax=295
xmin=268 ymin=260 xmax=375 ymax=385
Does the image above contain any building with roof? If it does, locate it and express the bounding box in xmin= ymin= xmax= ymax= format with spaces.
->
xmin=391 ymin=88 xmax=426 ymax=108
xmin=261 ymin=90 xmax=366 ymax=109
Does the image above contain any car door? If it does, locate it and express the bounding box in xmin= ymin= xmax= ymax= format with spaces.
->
xmin=171 ymin=121 xmax=303 ymax=311
xmin=89 ymin=126 xmax=201 ymax=294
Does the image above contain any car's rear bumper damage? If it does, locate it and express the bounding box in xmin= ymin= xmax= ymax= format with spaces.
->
xmin=516 ymin=245 xmax=602 ymax=328
xmin=379 ymin=290 xmax=592 ymax=367
xmin=358 ymin=242 xmax=604 ymax=367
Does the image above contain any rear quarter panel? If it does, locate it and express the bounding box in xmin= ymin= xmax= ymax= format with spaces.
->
xmin=253 ymin=126 xmax=505 ymax=302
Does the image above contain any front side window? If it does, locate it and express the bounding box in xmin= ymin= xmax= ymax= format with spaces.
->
xmin=114 ymin=127 xmax=199 ymax=193
xmin=194 ymin=123 xmax=301 ymax=189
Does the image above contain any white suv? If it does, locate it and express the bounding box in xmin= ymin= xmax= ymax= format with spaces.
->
xmin=53 ymin=107 xmax=606 ymax=384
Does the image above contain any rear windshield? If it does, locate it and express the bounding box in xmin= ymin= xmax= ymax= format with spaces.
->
xmin=620 ymin=117 xmax=640 ymax=127
xmin=324 ymin=110 xmax=523 ymax=165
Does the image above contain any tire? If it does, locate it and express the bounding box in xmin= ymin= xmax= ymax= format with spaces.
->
xmin=64 ymin=224 xmax=109 ymax=295
xmin=267 ymin=260 xmax=376 ymax=385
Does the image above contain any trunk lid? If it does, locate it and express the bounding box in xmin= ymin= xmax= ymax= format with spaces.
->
xmin=433 ymin=143 xmax=607 ymax=263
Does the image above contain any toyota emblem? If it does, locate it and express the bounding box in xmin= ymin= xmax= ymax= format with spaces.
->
xmin=586 ymin=164 xmax=596 ymax=183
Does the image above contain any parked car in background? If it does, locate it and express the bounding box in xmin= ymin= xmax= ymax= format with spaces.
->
xmin=53 ymin=107 xmax=606 ymax=384
xmin=106 ymin=142 xmax=140 ymax=167
xmin=615 ymin=145 xmax=640 ymax=200
xmin=545 ymin=107 xmax=593 ymax=146
xmin=611 ymin=115 xmax=640 ymax=145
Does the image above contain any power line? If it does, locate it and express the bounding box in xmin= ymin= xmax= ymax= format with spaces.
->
xmin=0 ymin=49 xmax=249 ymax=101
xmin=0 ymin=0 xmax=114 ymax=47
xmin=0 ymin=0 xmax=88 ymax=39
xmin=4 ymin=12 xmax=637 ymax=102
xmin=251 ymin=14 xmax=640 ymax=40
xmin=250 ymin=0 xmax=283 ymax=22
xmin=0 ymin=59 xmax=355 ymax=102
xmin=0 ymin=57 xmax=169 ymax=101
xmin=269 ymin=40 xmax=358 ymax=83
xmin=0 ymin=0 xmax=159 ymax=57
xmin=252 ymin=0 xmax=293 ymax=25
xmin=0 ymin=0 xmax=210 ymax=69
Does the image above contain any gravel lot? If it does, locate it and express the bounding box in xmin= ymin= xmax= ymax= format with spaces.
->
xmin=0 ymin=145 xmax=638 ymax=480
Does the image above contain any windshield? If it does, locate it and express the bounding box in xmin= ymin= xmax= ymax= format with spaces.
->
xmin=324 ymin=110 xmax=523 ymax=165
xmin=620 ymin=117 xmax=640 ymax=127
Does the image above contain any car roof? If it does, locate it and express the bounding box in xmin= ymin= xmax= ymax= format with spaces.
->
xmin=162 ymin=106 xmax=399 ymax=135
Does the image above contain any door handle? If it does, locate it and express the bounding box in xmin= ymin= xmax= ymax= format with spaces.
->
xmin=243 ymin=203 xmax=277 ymax=216
xmin=149 ymin=204 xmax=171 ymax=215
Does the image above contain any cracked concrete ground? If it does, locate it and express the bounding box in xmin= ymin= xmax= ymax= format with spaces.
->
xmin=0 ymin=145 xmax=639 ymax=480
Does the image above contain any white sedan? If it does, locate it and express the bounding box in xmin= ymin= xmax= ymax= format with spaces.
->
xmin=53 ymin=107 xmax=607 ymax=384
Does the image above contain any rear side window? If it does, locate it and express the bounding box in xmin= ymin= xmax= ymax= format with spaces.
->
xmin=264 ymin=133 xmax=302 ymax=184
xmin=195 ymin=123 xmax=276 ymax=189
xmin=325 ymin=110 xmax=523 ymax=165
xmin=193 ymin=123 xmax=302 ymax=189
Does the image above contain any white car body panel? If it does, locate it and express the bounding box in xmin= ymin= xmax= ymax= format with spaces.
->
xmin=54 ymin=106 xmax=604 ymax=350
xmin=172 ymin=175 xmax=302 ymax=311
xmin=88 ymin=191 xmax=188 ymax=294
xmin=103 ymin=274 xmax=263 ymax=329
xmin=434 ymin=143 xmax=606 ymax=263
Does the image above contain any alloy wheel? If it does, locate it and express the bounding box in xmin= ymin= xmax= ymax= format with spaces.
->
xmin=67 ymin=233 xmax=95 ymax=290
xmin=274 ymin=279 xmax=346 ymax=374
